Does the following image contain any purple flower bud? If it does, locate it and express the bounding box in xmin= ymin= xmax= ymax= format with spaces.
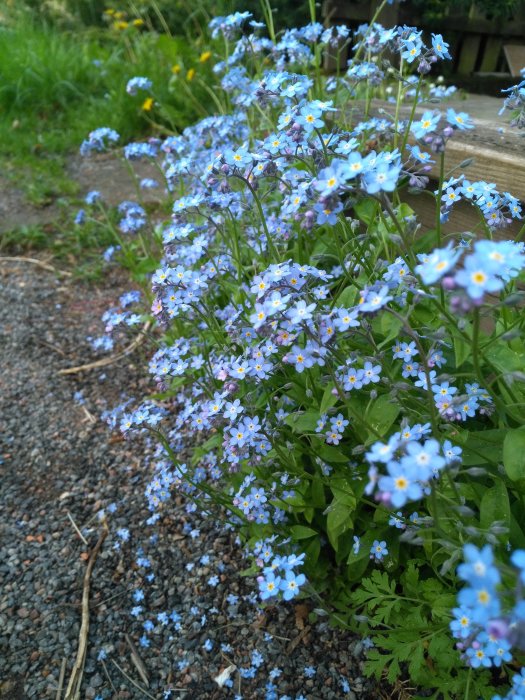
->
xmin=417 ymin=59 xmax=431 ymax=75
xmin=488 ymin=619 xmax=510 ymax=640
xmin=442 ymin=276 xmax=457 ymax=290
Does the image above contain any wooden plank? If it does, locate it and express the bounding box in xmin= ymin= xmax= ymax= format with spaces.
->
xmin=321 ymin=0 xmax=371 ymax=22
xmin=503 ymin=44 xmax=525 ymax=77
xmin=457 ymin=34 xmax=482 ymax=75
xmin=322 ymin=0 xmax=399 ymax=24
xmin=479 ymin=37 xmax=503 ymax=73
xmin=419 ymin=16 xmax=525 ymax=37
xmin=402 ymin=190 xmax=523 ymax=242
xmin=428 ymin=140 xmax=525 ymax=201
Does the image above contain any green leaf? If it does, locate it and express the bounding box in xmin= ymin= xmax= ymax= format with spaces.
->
xmin=285 ymin=410 xmax=319 ymax=433
xmin=335 ymin=286 xmax=358 ymax=308
xmin=401 ymin=561 xmax=420 ymax=595
xmin=504 ymin=427 xmax=525 ymax=481
xmin=303 ymin=535 xmax=321 ymax=569
xmin=309 ymin=477 xmax=326 ymax=508
xmin=330 ymin=477 xmax=357 ymax=508
xmin=461 ymin=429 xmax=505 ymax=466
xmin=354 ymin=198 xmax=377 ymax=225
xmin=480 ymin=479 xmax=511 ymax=531
xmin=290 ymin=525 xmax=317 ymax=540
xmin=318 ymin=445 xmax=349 ymax=463
xmin=326 ymin=500 xmax=353 ymax=551
xmin=377 ymin=313 xmax=403 ymax=348
xmin=454 ymin=334 xmax=471 ymax=368
xmin=486 ymin=344 xmax=525 ymax=374
xmin=319 ymin=383 xmax=338 ymax=415
xmin=365 ymin=395 xmax=400 ymax=440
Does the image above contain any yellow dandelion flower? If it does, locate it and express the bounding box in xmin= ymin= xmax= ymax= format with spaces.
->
xmin=142 ymin=97 xmax=154 ymax=111
xmin=199 ymin=51 xmax=212 ymax=63
xmin=186 ymin=68 xmax=196 ymax=81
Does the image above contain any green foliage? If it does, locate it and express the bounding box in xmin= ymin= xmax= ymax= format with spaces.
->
xmin=350 ymin=565 xmax=494 ymax=699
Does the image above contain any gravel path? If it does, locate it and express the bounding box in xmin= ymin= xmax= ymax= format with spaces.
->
xmin=0 ymin=259 xmax=380 ymax=700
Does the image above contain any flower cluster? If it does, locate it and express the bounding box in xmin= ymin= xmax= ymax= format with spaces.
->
xmin=451 ymin=545 xmax=525 ymax=676
xmin=84 ymin=9 xmax=525 ymax=696
xmin=80 ymin=126 xmax=119 ymax=156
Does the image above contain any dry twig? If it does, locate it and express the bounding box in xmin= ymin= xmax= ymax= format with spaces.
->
xmin=0 ymin=256 xmax=72 ymax=277
xmin=57 ymin=322 xmax=151 ymax=376
xmin=112 ymin=660 xmax=169 ymax=699
xmin=81 ymin=405 xmax=97 ymax=424
xmin=66 ymin=511 xmax=88 ymax=546
xmin=64 ymin=528 xmax=108 ymax=700
xmin=125 ymin=633 xmax=150 ymax=687
xmin=285 ymin=625 xmax=311 ymax=655
xmin=37 ymin=339 xmax=68 ymax=358
xmin=100 ymin=659 xmax=117 ymax=694
xmin=55 ymin=657 xmax=67 ymax=700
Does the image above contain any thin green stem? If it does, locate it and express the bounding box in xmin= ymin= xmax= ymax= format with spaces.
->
xmin=435 ymin=151 xmax=445 ymax=247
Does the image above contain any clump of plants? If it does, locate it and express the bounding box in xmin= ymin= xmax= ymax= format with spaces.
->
xmin=80 ymin=3 xmax=525 ymax=697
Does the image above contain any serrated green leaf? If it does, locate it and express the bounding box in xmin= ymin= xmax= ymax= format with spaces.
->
xmin=407 ymin=643 xmax=425 ymax=681
xmin=401 ymin=561 xmax=419 ymax=595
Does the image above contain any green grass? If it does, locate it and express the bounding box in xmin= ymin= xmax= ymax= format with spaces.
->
xmin=0 ymin=9 xmax=215 ymax=266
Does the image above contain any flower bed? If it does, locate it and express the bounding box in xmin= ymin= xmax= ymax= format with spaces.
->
xmin=79 ymin=7 xmax=525 ymax=698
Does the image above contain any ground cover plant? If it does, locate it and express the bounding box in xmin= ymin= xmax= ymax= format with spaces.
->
xmin=77 ymin=3 xmax=525 ymax=697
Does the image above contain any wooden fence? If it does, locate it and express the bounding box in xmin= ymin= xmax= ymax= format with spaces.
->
xmin=322 ymin=1 xmax=525 ymax=87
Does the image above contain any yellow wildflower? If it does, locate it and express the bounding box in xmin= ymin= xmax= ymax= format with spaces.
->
xmin=186 ymin=68 xmax=196 ymax=81
xmin=199 ymin=51 xmax=212 ymax=63
xmin=142 ymin=97 xmax=154 ymax=111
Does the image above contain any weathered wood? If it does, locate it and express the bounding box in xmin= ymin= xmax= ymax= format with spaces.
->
xmin=325 ymin=0 xmax=525 ymax=38
xmin=503 ymin=44 xmax=525 ymax=77
xmin=457 ymin=34 xmax=482 ymax=75
xmin=402 ymin=190 xmax=523 ymax=241
xmin=361 ymin=98 xmax=525 ymax=199
xmin=428 ymin=138 xmax=525 ymax=200
xmin=322 ymin=0 xmax=371 ymax=22
xmin=479 ymin=37 xmax=503 ymax=73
